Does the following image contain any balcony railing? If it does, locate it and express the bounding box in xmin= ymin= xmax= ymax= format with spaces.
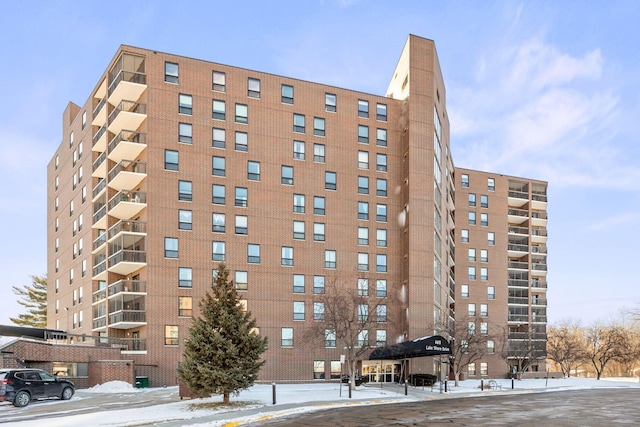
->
xmin=108 ymin=130 xmax=147 ymax=152
xmin=531 ymin=228 xmax=548 ymax=237
xmin=108 ymin=249 xmax=146 ymax=268
xmin=108 ymin=279 xmax=147 ymax=296
xmin=509 ymin=226 xmax=529 ymax=234
xmin=93 ymin=315 xmax=107 ymax=329
xmin=532 ymin=193 xmax=547 ymax=202
xmin=108 ymin=100 xmax=147 ymax=123
xmin=508 ymin=297 xmax=528 ymax=305
xmin=508 ymin=261 xmax=528 ymax=270
xmin=508 ymin=332 xmax=548 ymax=340
xmin=532 ymin=263 xmax=547 ymax=271
xmin=531 ymin=211 xmax=548 ymax=220
xmin=531 ymin=246 xmax=547 ymax=254
xmin=92 ymin=288 xmax=107 ymax=303
xmin=93 ymin=96 xmax=106 ymax=118
xmin=508 ymin=208 xmax=528 ymax=218
xmin=93 ymin=204 xmax=106 ymax=224
xmin=92 ymin=179 xmax=106 ymax=199
xmin=109 ymin=310 xmax=146 ymax=324
xmin=508 ymin=244 xmax=529 ymax=252
xmin=92 ymin=151 xmax=106 ymax=173
xmin=508 ymin=190 xmax=528 ymax=199
xmin=532 ymin=315 xmax=547 ymax=323
xmin=508 ymin=279 xmax=529 ymax=287
xmin=108 ymin=70 xmax=146 ymax=95
xmin=108 ymin=219 xmax=147 ymax=239
xmin=92 ymin=233 xmax=107 ymax=251
xmin=92 ymin=125 xmax=107 ymax=146
xmin=531 ymin=280 xmax=547 ymax=289
xmin=92 ymin=259 xmax=107 ymax=277
xmin=108 ymin=160 xmax=147 ymax=182
xmin=508 ymin=314 xmax=529 ymax=322
xmin=531 ymin=298 xmax=547 ymax=306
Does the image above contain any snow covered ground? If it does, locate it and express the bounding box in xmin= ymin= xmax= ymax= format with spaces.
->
xmin=2 ymin=377 xmax=640 ymax=426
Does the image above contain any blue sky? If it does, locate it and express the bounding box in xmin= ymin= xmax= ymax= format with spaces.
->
xmin=1 ymin=0 xmax=638 ymax=326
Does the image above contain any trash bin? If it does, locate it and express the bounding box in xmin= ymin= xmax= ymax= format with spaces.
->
xmin=135 ymin=376 xmax=149 ymax=388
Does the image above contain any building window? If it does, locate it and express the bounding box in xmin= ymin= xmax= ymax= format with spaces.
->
xmin=480 ymin=249 xmax=488 ymax=263
xmin=179 ymin=94 xmax=192 ymax=115
xmin=212 ymin=213 xmax=225 ymax=232
xmin=165 ymin=150 xmax=179 ymax=171
xmin=325 ymin=171 xmax=337 ymax=190
xmin=376 ymin=204 xmax=387 ymax=222
xmin=282 ymin=84 xmax=294 ymax=104
xmin=480 ymin=303 xmax=488 ymax=317
xmin=461 ymin=229 xmax=469 ymax=243
xmin=461 ymin=284 xmax=469 ymax=298
xmin=247 ymin=243 xmax=260 ymax=263
xmin=376 ymin=153 xmax=387 ymax=172
xmin=235 ymin=271 xmax=248 ymax=290
xmin=212 ymin=127 xmax=225 ymax=148
xmin=358 ymin=99 xmax=369 ymax=118
xmin=469 ymin=193 xmax=476 ymax=207
xmin=212 ymin=184 xmax=225 ymax=205
xmin=358 ymin=151 xmax=369 ymax=169
xmin=248 ymin=78 xmax=260 ymax=98
xmin=358 ymin=176 xmax=369 ymax=194
xmin=246 ymin=161 xmax=261 ymax=181
xmin=358 ymin=253 xmax=368 ymax=271
xmin=357 ymin=330 xmax=369 ymax=347
xmin=212 ymin=241 xmax=225 ymax=261
xmin=235 ymin=215 xmax=248 ymax=234
xmin=468 ymin=303 xmax=476 ymax=316
xmin=325 ymin=250 xmax=336 ymax=268
xmin=376 ymin=178 xmax=387 ymax=197
xmin=165 ymin=325 xmax=179 ymax=346
xmin=293 ymin=194 xmax=305 ymax=213
xmin=165 ymin=237 xmax=178 ymax=258
xmin=313 ymin=275 xmax=325 ymax=294
xmin=314 ymin=196 xmax=325 ymax=215
xmin=314 ymin=302 xmax=325 ymax=320
xmin=281 ymin=328 xmax=293 ymax=347
xmin=468 ymin=363 xmax=476 ymax=376
xmin=293 ymin=140 xmax=305 ymax=160
xmin=376 ymin=229 xmax=387 ymax=247
xmin=481 ymin=195 xmax=489 ymax=208
xmin=179 ymin=267 xmax=192 ymax=288
xmin=179 ymin=297 xmax=193 ymax=317
xmin=325 ymin=93 xmax=336 ymax=112
xmin=282 ymin=165 xmax=294 ymax=185
xmin=461 ymin=174 xmax=469 ymax=188
xmin=358 ymin=304 xmax=369 ymax=322
xmin=468 ymin=267 xmax=476 ymax=280
xmin=235 ymin=103 xmax=248 ymax=124
xmin=293 ymin=220 xmax=305 ymax=240
xmin=358 ymin=201 xmax=369 ymax=220
xmin=468 ymin=248 xmax=476 ymax=262
xmin=179 ymin=210 xmax=193 ymax=230
xmin=358 ymin=125 xmax=369 ymax=143
xmin=233 ymin=131 xmax=247 ymax=152
xmin=281 ymin=246 xmax=294 ymax=266
xmin=376 ymin=254 xmax=387 ymax=272
xmin=235 ymin=187 xmax=248 ymax=207
xmin=468 ymin=322 xmax=476 ymax=335
xmin=376 ymin=103 xmax=387 ymax=121
xmin=468 ymin=212 xmax=476 ymax=225
xmin=358 ymin=278 xmax=368 ymax=296
xmin=480 ymin=322 xmax=488 ymax=335
xmin=488 ymin=286 xmax=495 ymax=300
xmin=314 ymin=143 xmax=325 ymax=162
xmin=212 ymin=156 xmax=226 ymax=176
xmin=376 ymin=330 xmax=387 ymax=346
xmin=293 ymin=113 xmax=305 ymax=133
xmin=376 ymin=279 xmax=387 ymax=297
xmin=212 ymin=71 xmax=226 ymax=91
xmin=358 ymin=227 xmax=369 ymax=245
xmin=325 ymin=329 xmax=336 ymax=347
xmin=293 ymin=301 xmax=305 ymax=320
xmin=487 ymin=340 xmax=495 ymax=354
xmin=480 ymin=213 xmax=488 ymax=226
xmin=165 ymin=62 xmax=178 ymax=83
xmin=314 ymin=223 xmax=325 ymax=241
xmin=213 ymin=100 xmax=226 ymax=120
xmin=293 ymin=274 xmax=305 ymax=293
xmin=179 ymin=123 xmax=192 ymax=144
xmin=377 ymin=305 xmax=387 ymax=322
xmin=314 ymin=117 xmax=325 ymax=136
xmin=480 ymin=267 xmax=488 ymax=281
xmin=488 ymin=178 xmax=495 ymax=191
xmin=488 ymin=232 xmax=495 ymax=246
xmin=376 ymin=128 xmax=387 ymax=147
xmin=314 ymin=360 xmax=325 ymax=379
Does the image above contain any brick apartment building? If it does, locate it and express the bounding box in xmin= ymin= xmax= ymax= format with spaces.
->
xmin=46 ymin=34 xmax=548 ymax=387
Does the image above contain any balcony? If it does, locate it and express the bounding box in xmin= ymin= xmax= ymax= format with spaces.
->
xmin=508 ymin=314 xmax=529 ymax=323
xmin=508 ymin=208 xmax=529 ymax=225
xmin=92 ymin=151 xmax=107 ymax=179
xmin=508 ymin=332 xmax=547 ymax=340
xmin=92 ymin=179 xmax=107 ymax=201
xmin=531 ymin=211 xmax=548 ymax=227
xmin=108 ymin=219 xmax=146 ymax=240
xmin=108 ymin=310 xmax=146 ymax=329
xmin=531 ymin=279 xmax=547 ymax=290
xmin=108 ymin=160 xmax=147 ymax=192
xmin=508 ymin=279 xmax=529 ymax=288
xmin=108 ymin=190 xmax=146 ymax=220
xmin=92 ymin=96 xmax=107 ymax=127
xmin=92 ymin=203 xmax=107 ymax=229
xmin=107 ymin=249 xmax=146 ymax=276
xmin=532 ymin=263 xmax=547 ymax=272
xmin=92 ymin=257 xmax=107 ymax=281
xmin=108 ymin=130 xmax=147 ymax=164
xmin=509 ymin=226 xmax=528 ymax=235
xmin=508 ymin=261 xmax=528 ymax=270
xmin=531 ymin=192 xmax=547 ymax=210
xmin=92 ymin=315 xmax=107 ymax=331
xmin=108 ymin=66 xmax=146 ymax=104
xmin=92 ymin=288 xmax=107 ymax=304
xmin=107 ymin=100 xmax=146 ymax=135
xmin=531 ymin=297 xmax=547 ymax=306
xmin=508 ymin=243 xmax=529 ymax=257
xmin=531 ymin=227 xmax=548 ymax=244
xmin=92 ymin=232 xmax=107 ymax=253
xmin=508 ymin=296 xmax=528 ymax=305
xmin=92 ymin=125 xmax=108 ymax=152
xmin=531 ymin=245 xmax=547 ymax=254
xmin=508 ymin=190 xmax=528 ymax=208
xmin=108 ymin=279 xmax=147 ymax=297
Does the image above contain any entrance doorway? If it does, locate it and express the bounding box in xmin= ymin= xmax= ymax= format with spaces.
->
xmin=362 ymin=360 xmax=402 ymax=383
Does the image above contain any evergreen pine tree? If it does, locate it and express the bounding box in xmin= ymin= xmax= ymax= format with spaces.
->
xmin=178 ymin=263 xmax=268 ymax=403
xmin=10 ymin=275 xmax=48 ymax=328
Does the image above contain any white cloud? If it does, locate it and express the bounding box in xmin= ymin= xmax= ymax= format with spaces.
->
xmin=586 ymin=212 xmax=639 ymax=232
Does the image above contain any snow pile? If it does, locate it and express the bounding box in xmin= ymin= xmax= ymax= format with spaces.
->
xmin=84 ymin=380 xmax=141 ymax=393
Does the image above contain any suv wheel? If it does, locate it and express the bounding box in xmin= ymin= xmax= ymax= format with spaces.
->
xmin=13 ymin=390 xmax=31 ymax=407
xmin=61 ymin=387 xmax=73 ymax=400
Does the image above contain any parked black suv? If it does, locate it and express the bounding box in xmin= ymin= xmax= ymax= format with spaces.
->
xmin=0 ymin=369 xmax=75 ymax=407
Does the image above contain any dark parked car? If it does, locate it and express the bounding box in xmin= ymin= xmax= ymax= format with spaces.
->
xmin=341 ymin=374 xmax=366 ymax=386
xmin=0 ymin=369 xmax=75 ymax=407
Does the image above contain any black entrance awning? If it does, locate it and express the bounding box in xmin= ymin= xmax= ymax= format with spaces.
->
xmin=369 ymin=335 xmax=452 ymax=360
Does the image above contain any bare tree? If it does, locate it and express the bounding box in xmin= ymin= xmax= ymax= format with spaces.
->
xmin=501 ymin=336 xmax=545 ymax=377
xmin=304 ymin=278 xmax=390 ymax=391
xmin=449 ymin=316 xmax=501 ymax=386
xmin=584 ymin=323 xmax=627 ymax=380
xmin=547 ymin=319 xmax=587 ymax=377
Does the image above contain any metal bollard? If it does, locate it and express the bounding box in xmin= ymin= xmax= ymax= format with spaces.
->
xmin=511 ymin=378 xmax=514 ymax=389
xmin=272 ymin=382 xmax=276 ymax=405
xmin=444 ymin=380 xmax=447 ymax=393
xmin=481 ymin=379 xmax=484 ymax=390
xmin=405 ymin=380 xmax=408 ymax=396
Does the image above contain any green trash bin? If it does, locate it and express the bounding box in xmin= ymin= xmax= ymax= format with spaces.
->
xmin=135 ymin=376 xmax=149 ymax=388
